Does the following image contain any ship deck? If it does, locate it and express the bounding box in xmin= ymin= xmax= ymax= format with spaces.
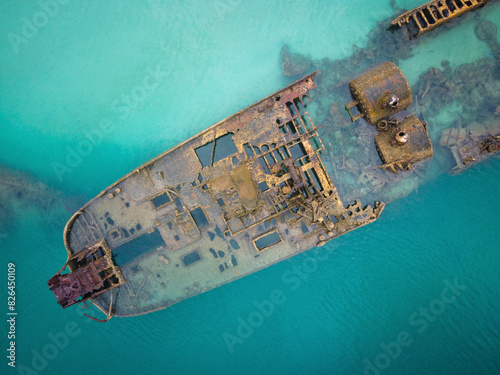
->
xmin=63 ymin=73 xmax=383 ymax=317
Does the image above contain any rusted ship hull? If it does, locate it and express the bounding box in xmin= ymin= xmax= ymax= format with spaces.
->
xmin=53 ymin=73 xmax=386 ymax=319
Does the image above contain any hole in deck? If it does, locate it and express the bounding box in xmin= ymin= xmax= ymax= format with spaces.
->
xmin=253 ymin=230 xmax=282 ymax=252
xmin=190 ymin=207 xmax=210 ymax=231
xmin=150 ymin=191 xmax=171 ymax=209
xmin=113 ymin=228 xmax=166 ymax=265
xmin=195 ymin=133 xmax=238 ymax=168
xmin=182 ymin=251 xmax=201 ymax=267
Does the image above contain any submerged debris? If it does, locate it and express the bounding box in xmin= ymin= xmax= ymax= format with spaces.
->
xmin=440 ymin=123 xmax=500 ymax=172
xmin=0 ymin=165 xmax=67 ymax=236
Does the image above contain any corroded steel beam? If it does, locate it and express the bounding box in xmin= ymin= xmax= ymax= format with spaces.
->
xmin=391 ymin=0 xmax=492 ymax=38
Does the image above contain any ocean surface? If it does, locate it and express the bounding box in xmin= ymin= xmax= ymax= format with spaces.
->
xmin=0 ymin=0 xmax=499 ymax=374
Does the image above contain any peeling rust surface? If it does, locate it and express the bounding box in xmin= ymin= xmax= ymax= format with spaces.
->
xmin=391 ymin=0 xmax=492 ymax=39
xmin=51 ymin=72 xmax=386 ymax=319
xmin=346 ymin=62 xmax=412 ymax=126
xmin=375 ymin=115 xmax=433 ymax=173
xmin=48 ymin=239 xmax=125 ymax=309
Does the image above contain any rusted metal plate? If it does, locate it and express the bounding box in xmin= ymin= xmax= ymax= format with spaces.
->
xmin=375 ymin=115 xmax=433 ymax=173
xmin=391 ymin=0 xmax=492 ymax=39
xmin=50 ymin=72 xmax=384 ymax=319
xmin=346 ymin=62 xmax=412 ymax=126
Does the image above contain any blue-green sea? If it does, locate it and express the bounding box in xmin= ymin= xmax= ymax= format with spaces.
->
xmin=1 ymin=1 xmax=499 ymax=374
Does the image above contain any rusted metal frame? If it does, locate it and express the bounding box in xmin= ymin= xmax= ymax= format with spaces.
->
xmin=249 ymin=130 xmax=322 ymax=174
xmin=392 ymin=0 xmax=492 ymax=38
xmin=345 ymin=100 xmax=364 ymax=122
xmin=226 ymin=180 xmax=329 ymax=237
xmin=226 ymin=208 xmax=292 ymax=237
xmin=84 ymin=289 xmax=115 ymax=323
xmin=294 ymin=199 xmax=368 ymax=243
xmin=242 ymin=113 xmax=319 ymax=167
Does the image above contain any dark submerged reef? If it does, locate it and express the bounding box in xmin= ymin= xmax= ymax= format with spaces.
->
xmin=413 ymin=19 xmax=500 ymax=126
xmin=0 ymin=164 xmax=69 ymax=237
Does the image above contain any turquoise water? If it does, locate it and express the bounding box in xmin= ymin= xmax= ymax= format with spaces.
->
xmin=1 ymin=0 xmax=499 ymax=374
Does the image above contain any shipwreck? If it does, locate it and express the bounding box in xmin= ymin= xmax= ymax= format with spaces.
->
xmin=48 ymin=61 xmax=435 ymax=321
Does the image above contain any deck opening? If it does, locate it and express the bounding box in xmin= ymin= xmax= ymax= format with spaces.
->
xmin=258 ymin=181 xmax=269 ymax=192
xmin=301 ymin=222 xmax=309 ymax=233
xmin=109 ymin=229 xmax=121 ymax=240
xmin=173 ymin=196 xmax=184 ymax=212
xmin=265 ymin=153 xmax=276 ymax=165
xmin=416 ymin=11 xmax=428 ymax=28
xmin=253 ymin=230 xmax=283 ymax=252
xmin=194 ymin=141 xmax=213 ymax=168
xmin=446 ymin=0 xmax=456 ymax=11
xmin=290 ymin=142 xmax=307 ymax=160
xmin=231 ymin=254 xmax=238 ymax=266
xmin=430 ymin=5 xmax=443 ymax=19
xmin=244 ymin=143 xmax=254 ymax=157
xmin=213 ymin=133 xmax=238 ymax=164
xmin=294 ymin=97 xmax=306 ymax=115
xmin=182 ymin=251 xmax=201 ymax=267
xmin=295 ymin=118 xmax=305 ymax=134
xmin=302 ymin=115 xmax=312 ymax=131
xmin=273 ymin=150 xmax=283 ymax=161
xmin=286 ymin=101 xmax=296 ymax=117
xmin=422 ymin=8 xmax=436 ymax=24
xmin=150 ymin=191 xmax=171 ymax=209
xmin=310 ymin=168 xmax=324 ymax=191
xmin=113 ymin=228 xmax=166 ymax=266
xmin=311 ymin=136 xmax=321 ymax=151
xmin=196 ymin=129 xmax=239 ymax=168
xmin=258 ymin=157 xmax=270 ymax=174
xmin=190 ymin=207 xmax=210 ymax=231
xmin=286 ymin=121 xmax=297 ymax=134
